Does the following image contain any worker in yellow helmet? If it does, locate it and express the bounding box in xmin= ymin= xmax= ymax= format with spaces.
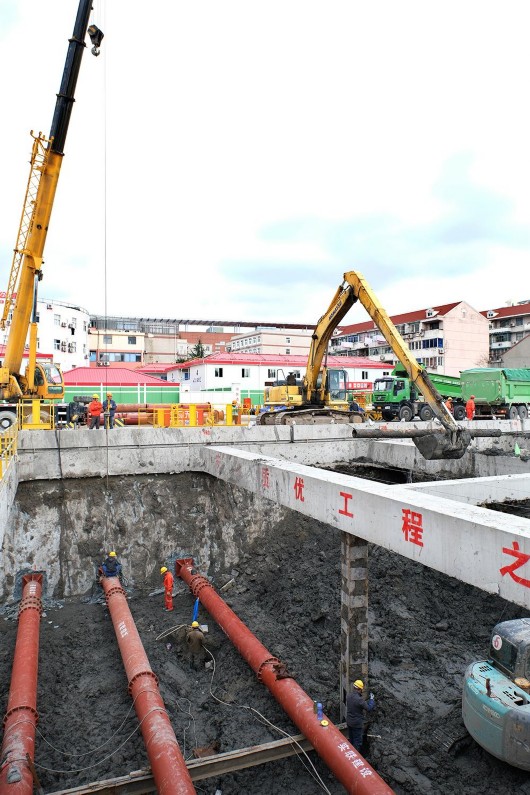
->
xmin=100 ymin=550 xmax=122 ymax=579
xmin=160 ymin=566 xmax=173 ymax=612
xmin=346 ymin=679 xmax=375 ymax=751
xmin=87 ymin=393 xmax=103 ymax=429
xmin=103 ymin=392 xmax=117 ymax=429
xmin=186 ymin=620 xmax=205 ymax=669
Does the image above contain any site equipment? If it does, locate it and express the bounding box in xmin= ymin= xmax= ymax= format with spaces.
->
xmin=372 ymin=365 xmax=466 ymax=422
xmin=463 ymin=618 xmax=530 ymax=770
xmin=101 ymin=576 xmax=196 ymax=794
xmin=0 ymin=1 xmax=103 ymax=430
xmin=259 ymin=271 xmax=471 ymax=459
xmin=176 ymin=558 xmax=395 ymax=795
xmin=461 ymin=368 xmax=530 ymax=420
xmin=0 ymin=574 xmax=43 ymax=793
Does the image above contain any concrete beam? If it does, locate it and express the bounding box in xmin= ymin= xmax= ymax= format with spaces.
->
xmin=201 ymin=446 xmax=530 ymax=610
xmin=403 ymin=473 xmax=530 ymax=506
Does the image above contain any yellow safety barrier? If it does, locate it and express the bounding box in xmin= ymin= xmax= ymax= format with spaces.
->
xmin=0 ymin=423 xmax=18 ymax=481
xmin=17 ymin=399 xmax=55 ymax=430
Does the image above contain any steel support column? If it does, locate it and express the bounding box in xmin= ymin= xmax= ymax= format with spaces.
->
xmin=340 ymin=533 xmax=369 ymax=720
xmin=176 ymin=558 xmax=394 ymax=795
xmin=0 ymin=573 xmax=43 ymax=794
xmin=101 ymin=577 xmax=196 ymax=795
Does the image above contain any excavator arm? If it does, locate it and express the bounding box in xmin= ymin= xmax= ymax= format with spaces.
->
xmin=305 ymin=271 xmax=470 ymax=459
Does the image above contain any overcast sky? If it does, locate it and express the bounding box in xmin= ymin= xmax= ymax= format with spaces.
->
xmin=0 ymin=1 xmax=529 ymax=328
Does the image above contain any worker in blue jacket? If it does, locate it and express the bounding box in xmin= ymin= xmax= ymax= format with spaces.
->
xmin=100 ymin=550 xmax=122 ymax=579
xmin=103 ymin=392 xmax=117 ymax=429
xmin=346 ymin=679 xmax=375 ymax=751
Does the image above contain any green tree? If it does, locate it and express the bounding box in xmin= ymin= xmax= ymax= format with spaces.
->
xmin=189 ymin=339 xmax=205 ymax=359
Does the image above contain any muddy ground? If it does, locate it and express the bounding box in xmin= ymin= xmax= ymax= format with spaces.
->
xmin=1 ymin=472 xmax=530 ymax=794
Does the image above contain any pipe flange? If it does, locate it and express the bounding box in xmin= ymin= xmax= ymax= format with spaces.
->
xmin=18 ymin=597 xmax=43 ymax=617
xmin=257 ymin=657 xmax=280 ymax=683
xmin=189 ymin=575 xmax=210 ymax=596
xmin=128 ymin=669 xmax=158 ymax=694
xmin=104 ymin=585 xmax=124 ymax=604
xmin=3 ymin=704 xmax=39 ymax=726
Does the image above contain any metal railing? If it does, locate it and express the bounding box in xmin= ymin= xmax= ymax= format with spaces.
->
xmin=0 ymin=423 xmax=18 ymax=481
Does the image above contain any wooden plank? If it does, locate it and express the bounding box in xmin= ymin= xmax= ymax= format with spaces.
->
xmin=47 ymin=724 xmax=348 ymax=794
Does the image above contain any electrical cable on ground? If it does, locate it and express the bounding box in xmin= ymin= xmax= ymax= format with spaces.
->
xmin=202 ymin=647 xmax=333 ymax=795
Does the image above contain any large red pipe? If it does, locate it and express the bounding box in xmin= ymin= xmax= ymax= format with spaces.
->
xmin=0 ymin=574 xmax=43 ymax=795
xmin=101 ymin=577 xmax=196 ymax=795
xmin=176 ymin=559 xmax=394 ymax=795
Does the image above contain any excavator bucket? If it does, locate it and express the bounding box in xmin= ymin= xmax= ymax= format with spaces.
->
xmin=413 ymin=428 xmax=471 ymax=460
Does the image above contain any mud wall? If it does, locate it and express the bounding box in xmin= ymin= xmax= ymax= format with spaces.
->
xmin=1 ymin=472 xmax=285 ymax=601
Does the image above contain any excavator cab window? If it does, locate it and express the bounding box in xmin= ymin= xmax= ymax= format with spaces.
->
xmin=327 ymin=369 xmax=347 ymax=401
xmin=490 ymin=634 xmax=518 ymax=677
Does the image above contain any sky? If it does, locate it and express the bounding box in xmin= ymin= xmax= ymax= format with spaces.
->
xmin=0 ymin=1 xmax=529 ymax=328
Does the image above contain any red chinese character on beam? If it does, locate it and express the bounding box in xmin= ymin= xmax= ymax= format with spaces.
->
xmin=402 ymin=508 xmax=424 ymax=547
xmin=294 ymin=476 xmax=305 ymax=502
xmin=261 ymin=467 xmax=270 ymax=489
xmin=339 ymin=492 xmax=354 ymax=518
xmin=500 ymin=541 xmax=530 ymax=588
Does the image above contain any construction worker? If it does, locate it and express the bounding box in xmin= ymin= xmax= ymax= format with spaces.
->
xmin=466 ymin=394 xmax=476 ymax=421
xmin=88 ymin=393 xmax=103 ymax=429
xmin=445 ymin=396 xmax=454 ymax=414
xmin=100 ymin=550 xmax=122 ymax=579
xmin=103 ymin=392 xmax=117 ymax=429
xmin=346 ymin=680 xmax=375 ymax=751
xmin=186 ymin=620 xmax=205 ymax=669
xmin=160 ymin=566 xmax=174 ymax=611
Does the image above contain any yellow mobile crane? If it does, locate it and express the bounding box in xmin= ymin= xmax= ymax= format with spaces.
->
xmin=259 ymin=271 xmax=470 ymax=459
xmin=0 ymin=2 xmax=103 ymax=430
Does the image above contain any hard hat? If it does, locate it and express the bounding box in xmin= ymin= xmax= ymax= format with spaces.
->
xmin=109 ymin=550 xmax=117 ymax=557
xmin=470 ymin=395 xmax=475 ymax=399
xmin=191 ymin=621 xmax=200 ymax=628
xmin=92 ymin=393 xmax=99 ymax=398
xmin=354 ymin=679 xmax=364 ymax=690
xmin=160 ymin=566 xmax=168 ymax=574
xmin=107 ymin=392 xmax=112 ymax=396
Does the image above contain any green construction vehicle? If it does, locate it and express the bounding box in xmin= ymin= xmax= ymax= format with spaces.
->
xmin=372 ymin=366 xmax=466 ymax=422
xmin=461 ymin=368 xmax=530 ymax=420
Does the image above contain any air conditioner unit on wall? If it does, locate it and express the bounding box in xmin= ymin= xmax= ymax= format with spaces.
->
xmin=439 ymin=348 xmax=444 ymax=354
xmin=61 ymin=322 xmax=67 ymax=327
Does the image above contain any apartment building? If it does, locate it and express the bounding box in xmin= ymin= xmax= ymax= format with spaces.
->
xmin=482 ymin=301 xmax=530 ymax=363
xmin=331 ymin=301 xmax=489 ymax=377
xmin=228 ymin=328 xmax=314 ymax=355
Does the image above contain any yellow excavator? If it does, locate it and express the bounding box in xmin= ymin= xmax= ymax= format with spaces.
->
xmin=258 ymin=271 xmax=471 ymax=460
xmin=0 ymin=2 xmax=103 ymax=429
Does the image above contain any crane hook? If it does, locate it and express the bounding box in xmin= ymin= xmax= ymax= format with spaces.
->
xmin=87 ymin=24 xmax=104 ymax=57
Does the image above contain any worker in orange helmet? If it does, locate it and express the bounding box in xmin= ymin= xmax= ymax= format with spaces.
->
xmin=160 ymin=566 xmax=174 ymax=611
xmin=466 ymin=394 xmax=476 ymax=421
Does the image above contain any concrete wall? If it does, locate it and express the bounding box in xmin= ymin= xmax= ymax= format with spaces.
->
xmin=0 ymin=460 xmax=18 ymax=568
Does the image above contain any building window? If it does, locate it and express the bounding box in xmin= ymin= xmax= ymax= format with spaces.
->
xmin=215 ymin=367 xmax=223 ymax=377
xmin=242 ymin=368 xmax=250 ymax=378
xmin=285 ymin=337 xmax=291 ymax=344
xmin=103 ymin=335 xmax=112 ymax=344
xmin=285 ymin=348 xmax=291 ymax=354
xmin=128 ymin=336 xmax=137 ymax=345
xmin=54 ymin=314 xmax=61 ymax=326
xmin=89 ymin=350 xmax=96 ymax=361
xmin=183 ymin=370 xmax=190 ymax=381
xmin=362 ymin=371 xmax=368 ymax=379
xmin=54 ymin=339 xmax=61 ymax=350
xmin=268 ymin=369 xmax=276 ymax=378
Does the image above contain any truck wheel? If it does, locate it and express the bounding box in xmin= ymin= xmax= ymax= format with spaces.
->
xmin=453 ymin=405 xmax=466 ymax=421
xmin=518 ymin=405 xmax=528 ymax=420
xmin=0 ymin=411 xmax=16 ymax=430
xmin=419 ymin=405 xmax=433 ymax=421
xmin=399 ymin=405 xmax=413 ymax=422
xmin=508 ymin=405 xmax=519 ymax=420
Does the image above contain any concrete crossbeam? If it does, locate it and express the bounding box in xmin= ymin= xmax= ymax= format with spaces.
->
xmin=201 ymin=446 xmax=530 ymax=610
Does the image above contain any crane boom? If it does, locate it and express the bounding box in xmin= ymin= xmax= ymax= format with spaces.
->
xmin=1 ymin=1 xmax=102 ymax=402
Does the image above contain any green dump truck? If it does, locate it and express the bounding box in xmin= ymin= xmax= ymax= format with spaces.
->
xmin=460 ymin=368 xmax=530 ymax=420
xmin=372 ymin=366 xmax=466 ymax=422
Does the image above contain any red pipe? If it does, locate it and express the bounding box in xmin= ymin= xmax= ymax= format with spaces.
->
xmin=101 ymin=578 xmax=196 ymax=795
xmin=0 ymin=574 xmax=43 ymax=795
xmin=176 ymin=559 xmax=394 ymax=795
